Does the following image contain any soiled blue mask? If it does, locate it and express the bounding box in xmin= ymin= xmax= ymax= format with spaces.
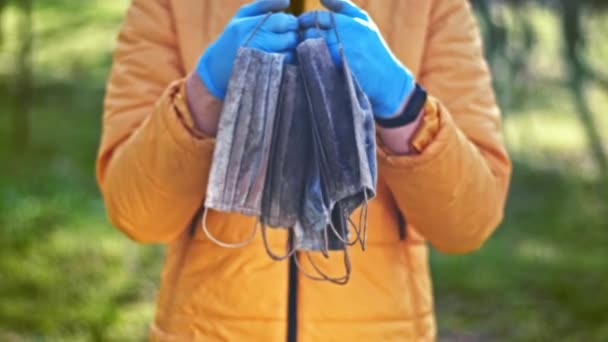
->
xmin=200 ymin=13 xmax=377 ymax=285
xmin=202 ymin=46 xmax=285 ymax=248
xmin=295 ymin=37 xmax=377 ymax=254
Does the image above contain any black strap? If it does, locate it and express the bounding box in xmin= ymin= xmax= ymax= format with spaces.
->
xmin=243 ymin=12 xmax=272 ymax=47
xmin=375 ymin=83 xmax=427 ymax=128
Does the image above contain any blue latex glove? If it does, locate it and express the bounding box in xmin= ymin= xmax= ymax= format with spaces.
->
xmin=197 ymin=0 xmax=299 ymax=100
xmin=299 ymin=0 xmax=416 ymax=118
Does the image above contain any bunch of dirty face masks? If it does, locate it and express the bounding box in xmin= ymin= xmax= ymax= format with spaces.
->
xmin=201 ymin=13 xmax=377 ymax=285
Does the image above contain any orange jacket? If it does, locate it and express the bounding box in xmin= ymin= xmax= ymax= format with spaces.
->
xmin=97 ymin=0 xmax=511 ymax=340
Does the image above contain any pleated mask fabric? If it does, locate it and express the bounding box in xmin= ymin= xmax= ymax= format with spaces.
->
xmin=259 ymin=64 xmax=312 ymax=261
xmin=289 ymin=32 xmax=377 ymax=284
xmin=201 ymin=13 xmax=377 ymax=284
xmin=295 ymin=35 xmax=377 ymax=253
xmin=202 ymin=14 xmax=285 ymax=248
xmin=261 ymin=65 xmax=311 ymax=230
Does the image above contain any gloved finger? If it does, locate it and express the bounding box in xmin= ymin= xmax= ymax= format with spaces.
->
xmin=262 ymin=12 xmax=299 ymax=33
xmin=258 ymin=31 xmax=300 ymax=51
xmin=298 ymin=11 xmax=354 ymax=31
xmin=235 ymin=0 xmax=290 ymax=18
xmin=233 ymin=14 xmax=296 ymax=41
xmin=303 ymin=27 xmax=335 ymax=45
xmin=320 ymin=0 xmax=368 ymax=20
xmin=298 ymin=11 xmax=329 ymax=30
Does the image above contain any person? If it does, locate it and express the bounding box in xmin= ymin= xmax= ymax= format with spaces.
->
xmin=96 ymin=0 xmax=512 ymax=340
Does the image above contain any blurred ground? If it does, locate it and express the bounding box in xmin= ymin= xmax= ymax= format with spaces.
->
xmin=0 ymin=1 xmax=607 ymax=341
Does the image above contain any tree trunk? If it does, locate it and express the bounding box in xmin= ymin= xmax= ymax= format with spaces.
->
xmin=561 ymin=0 xmax=608 ymax=181
xmin=0 ymin=0 xmax=7 ymax=49
xmin=471 ymin=0 xmax=511 ymax=111
xmin=287 ymin=0 xmax=305 ymax=15
xmin=12 ymin=0 xmax=33 ymax=152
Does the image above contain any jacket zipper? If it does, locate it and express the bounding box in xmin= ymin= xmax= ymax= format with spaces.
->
xmin=286 ymin=1 xmax=305 ymax=339
xmin=397 ymin=212 xmax=407 ymax=241
xmin=287 ymin=252 xmax=298 ymax=342
xmin=191 ymin=206 xmax=402 ymax=341
xmin=191 ymin=205 xmax=300 ymax=341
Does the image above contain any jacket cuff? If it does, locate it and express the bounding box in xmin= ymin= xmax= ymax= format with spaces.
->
xmin=377 ymin=96 xmax=453 ymax=169
xmin=411 ymin=97 xmax=440 ymax=153
xmin=162 ymin=79 xmax=215 ymax=155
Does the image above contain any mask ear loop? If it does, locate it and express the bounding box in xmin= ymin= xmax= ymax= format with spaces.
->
xmin=261 ymin=223 xmax=297 ymax=261
xmin=311 ymin=249 xmax=352 ymax=285
xmin=321 ymin=221 xmax=331 ymax=258
xmin=328 ymin=212 xmax=356 ymax=246
xmin=313 ymin=11 xmax=324 ymax=38
xmin=331 ymin=11 xmax=369 ymax=252
xmin=342 ymin=195 xmax=371 ymax=252
xmin=199 ymin=12 xmax=274 ymax=249
xmin=243 ymin=12 xmax=273 ymax=48
xmin=293 ymin=248 xmax=352 ymax=285
xmin=347 ymin=217 xmax=364 ymax=246
xmin=360 ymin=191 xmax=370 ymax=251
xmin=326 ymin=11 xmax=358 ymax=248
xmin=296 ymin=218 xmax=351 ymax=284
xmin=201 ymin=208 xmax=258 ymax=248
xmin=328 ymin=204 xmax=363 ymax=247
xmin=329 ymin=12 xmax=345 ymax=57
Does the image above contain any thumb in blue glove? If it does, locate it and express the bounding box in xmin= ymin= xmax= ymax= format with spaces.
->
xmin=197 ymin=0 xmax=299 ymax=100
xmin=299 ymin=1 xmax=416 ymax=118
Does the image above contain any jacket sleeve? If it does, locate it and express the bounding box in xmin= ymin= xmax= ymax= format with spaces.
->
xmin=96 ymin=0 xmax=215 ymax=243
xmin=377 ymin=0 xmax=512 ymax=254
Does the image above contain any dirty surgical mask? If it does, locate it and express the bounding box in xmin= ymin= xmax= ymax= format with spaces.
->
xmin=297 ymin=40 xmax=377 ymax=251
xmin=261 ymin=65 xmax=310 ymax=230
xmin=292 ymin=16 xmax=377 ymax=284
xmin=202 ymin=14 xmax=285 ymax=248
xmin=200 ymin=12 xmax=377 ymax=285
xmin=260 ymin=64 xmax=312 ymax=260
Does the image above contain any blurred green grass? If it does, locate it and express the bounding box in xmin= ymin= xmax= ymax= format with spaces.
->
xmin=0 ymin=2 xmax=607 ymax=341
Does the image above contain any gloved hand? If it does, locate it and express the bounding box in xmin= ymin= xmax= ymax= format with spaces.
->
xmin=197 ymin=0 xmax=299 ymax=100
xmin=298 ymin=0 xmax=416 ymax=118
